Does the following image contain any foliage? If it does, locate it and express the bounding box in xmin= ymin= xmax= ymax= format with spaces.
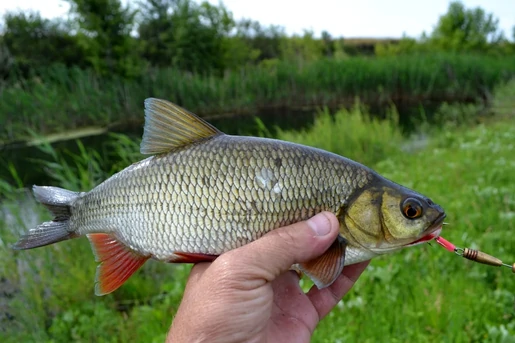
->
xmin=275 ymin=103 xmax=402 ymax=167
xmin=375 ymin=1 xmax=511 ymax=56
xmin=429 ymin=1 xmax=505 ymax=52
xmin=234 ymin=19 xmax=286 ymax=62
xmin=1 ymin=0 xmax=513 ymax=81
xmin=279 ymin=30 xmax=325 ymax=64
xmin=138 ymin=0 xmax=234 ymax=73
xmin=66 ymin=0 xmax=142 ymax=78
xmin=491 ymin=78 xmax=515 ymax=119
xmin=1 ymin=1 xmax=514 ymax=339
xmin=432 ymin=102 xmax=484 ymax=129
xmin=1 ymin=11 xmax=87 ymax=74
xmin=375 ymin=36 xmax=430 ymax=56
xmin=2 ymin=53 xmax=515 ymax=143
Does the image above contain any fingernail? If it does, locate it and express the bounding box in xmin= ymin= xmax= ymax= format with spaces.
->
xmin=307 ymin=213 xmax=331 ymax=236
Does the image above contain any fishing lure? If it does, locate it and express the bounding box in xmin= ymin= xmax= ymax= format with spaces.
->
xmin=436 ymin=236 xmax=515 ymax=273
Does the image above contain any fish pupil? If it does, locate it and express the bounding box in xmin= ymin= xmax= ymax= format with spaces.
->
xmin=406 ymin=206 xmax=418 ymax=218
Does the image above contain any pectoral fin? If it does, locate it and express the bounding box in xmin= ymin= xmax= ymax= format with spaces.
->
xmin=299 ymin=235 xmax=347 ymax=289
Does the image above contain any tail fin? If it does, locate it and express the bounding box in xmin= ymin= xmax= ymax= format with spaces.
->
xmin=12 ymin=186 xmax=80 ymax=250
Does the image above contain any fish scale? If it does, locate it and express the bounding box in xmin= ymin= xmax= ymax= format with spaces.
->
xmin=13 ymin=98 xmax=445 ymax=295
xmin=72 ymin=135 xmax=370 ymax=260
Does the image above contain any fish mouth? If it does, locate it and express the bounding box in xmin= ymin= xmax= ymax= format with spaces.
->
xmin=406 ymin=212 xmax=446 ymax=246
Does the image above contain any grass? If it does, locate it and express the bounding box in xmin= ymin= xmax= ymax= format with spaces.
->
xmin=274 ymin=102 xmax=402 ymax=167
xmin=309 ymin=118 xmax=515 ymax=342
xmin=1 ymin=81 xmax=514 ymax=341
xmin=2 ymin=53 xmax=515 ymax=143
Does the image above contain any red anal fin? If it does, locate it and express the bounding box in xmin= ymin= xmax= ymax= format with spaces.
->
xmin=299 ymin=235 xmax=347 ymax=289
xmin=87 ymin=233 xmax=149 ymax=296
xmin=171 ymin=252 xmax=218 ymax=263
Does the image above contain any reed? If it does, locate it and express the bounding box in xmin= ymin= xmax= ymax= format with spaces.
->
xmin=2 ymin=53 xmax=515 ymax=142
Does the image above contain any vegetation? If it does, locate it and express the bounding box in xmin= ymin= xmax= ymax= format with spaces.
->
xmin=1 ymin=80 xmax=514 ymax=342
xmin=1 ymin=1 xmax=515 ymax=144
xmin=2 ymin=53 xmax=515 ymax=143
xmin=1 ymin=0 xmax=513 ymax=76
xmin=376 ymin=1 xmax=514 ymax=56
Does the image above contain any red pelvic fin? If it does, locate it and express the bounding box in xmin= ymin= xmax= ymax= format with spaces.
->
xmin=87 ymin=233 xmax=149 ymax=296
xmin=171 ymin=252 xmax=218 ymax=263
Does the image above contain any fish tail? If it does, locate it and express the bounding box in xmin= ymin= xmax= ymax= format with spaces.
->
xmin=12 ymin=186 xmax=80 ymax=250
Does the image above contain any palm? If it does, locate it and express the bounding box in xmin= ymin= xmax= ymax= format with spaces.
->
xmin=167 ymin=214 xmax=370 ymax=343
xmin=267 ymin=272 xmax=319 ymax=342
xmin=175 ymin=262 xmax=369 ymax=343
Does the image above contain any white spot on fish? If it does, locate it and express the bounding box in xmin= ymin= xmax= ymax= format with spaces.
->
xmin=272 ymin=182 xmax=282 ymax=195
xmin=254 ymin=168 xmax=274 ymax=189
xmin=255 ymin=174 xmax=267 ymax=188
xmin=253 ymin=167 xmax=284 ymax=200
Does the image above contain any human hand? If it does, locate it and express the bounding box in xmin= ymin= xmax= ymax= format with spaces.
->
xmin=167 ymin=212 xmax=370 ymax=343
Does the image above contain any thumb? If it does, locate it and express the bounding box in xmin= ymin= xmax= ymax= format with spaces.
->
xmin=221 ymin=212 xmax=340 ymax=285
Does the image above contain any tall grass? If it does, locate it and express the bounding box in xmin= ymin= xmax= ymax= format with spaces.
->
xmin=275 ymin=103 xmax=402 ymax=167
xmin=2 ymin=53 xmax=515 ymax=142
xmin=491 ymin=78 xmax=515 ymax=119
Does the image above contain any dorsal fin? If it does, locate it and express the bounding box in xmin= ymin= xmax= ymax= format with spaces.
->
xmin=140 ymin=98 xmax=223 ymax=155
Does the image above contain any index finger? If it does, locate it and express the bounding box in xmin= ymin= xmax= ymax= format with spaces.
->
xmin=306 ymin=260 xmax=370 ymax=320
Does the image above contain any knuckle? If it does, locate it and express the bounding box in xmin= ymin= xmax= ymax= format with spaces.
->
xmin=215 ymin=252 xmax=238 ymax=273
xmin=211 ymin=252 xmax=261 ymax=290
xmin=211 ymin=256 xmax=238 ymax=284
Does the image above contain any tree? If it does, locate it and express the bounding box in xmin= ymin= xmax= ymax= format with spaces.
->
xmin=66 ymin=0 xmax=142 ymax=77
xmin=279 ymin=30 xmax=324 ymax=63
xmin=138 ymin=0 xmax=234 ymax=73
xmin=235 ymin=19 xmax=285 ymax=61
xmin=429 ymin=1 xmax=505 ymax=51
xmin=1 ymin=11 xmax=86 ymax=75
xmin=321 ymin=31 xmax=334 ymax=57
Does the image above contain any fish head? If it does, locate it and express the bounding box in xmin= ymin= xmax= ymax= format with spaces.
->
xmin=340 ymin=178 xmax=446 ymax=254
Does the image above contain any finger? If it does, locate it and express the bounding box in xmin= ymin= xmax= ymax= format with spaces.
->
xmin=188 ymin=262 xmax=211 ymax=282
xmin=221 ymin=212 xmax=340 ymax=285
xmin=306 ymin=260 xmax=370 ymax=320
xmin=181 ymin=262 xmax=212 ymax=299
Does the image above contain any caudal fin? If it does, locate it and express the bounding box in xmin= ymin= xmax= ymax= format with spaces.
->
xmin=12 ymin=186 xmax=80 ymax=250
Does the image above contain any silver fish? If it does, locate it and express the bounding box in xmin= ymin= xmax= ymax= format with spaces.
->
xmin=14 ymin=98 xmax=445 ymax=295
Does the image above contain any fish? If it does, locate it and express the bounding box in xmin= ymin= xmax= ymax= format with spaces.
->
xmin=13 ymin=98 xmax=446 ymax=296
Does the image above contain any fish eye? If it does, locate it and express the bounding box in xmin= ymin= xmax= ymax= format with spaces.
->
xmin=402 ymin=198 xmax=423 ymax=219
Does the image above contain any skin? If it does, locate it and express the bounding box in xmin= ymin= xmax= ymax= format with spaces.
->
xmin=167 ymin=212 xmax=370 ymax=343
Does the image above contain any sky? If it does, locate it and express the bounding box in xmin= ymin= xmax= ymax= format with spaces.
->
xmin=0 ymin=0 xmax=513 ymax=39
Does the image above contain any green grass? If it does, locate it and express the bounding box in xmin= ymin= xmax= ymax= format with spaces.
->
xmin=2 ymin=53 xmax=515 ymax=143
xmin=1 ymin=83 xmax=514 ymax=341
xmin=275 ymin=103 xmax=402 ymax=167
xmin=308 ymin=119 xmax=515 ymax=343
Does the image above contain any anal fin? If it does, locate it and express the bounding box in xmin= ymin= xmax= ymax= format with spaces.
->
xmin=171 ymin=252 xmax=218 ymax=263
xmin=298 ymin=235 xmax=347 ymax=289
xmin=87 ymin=233 xmax=149 ymax=296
